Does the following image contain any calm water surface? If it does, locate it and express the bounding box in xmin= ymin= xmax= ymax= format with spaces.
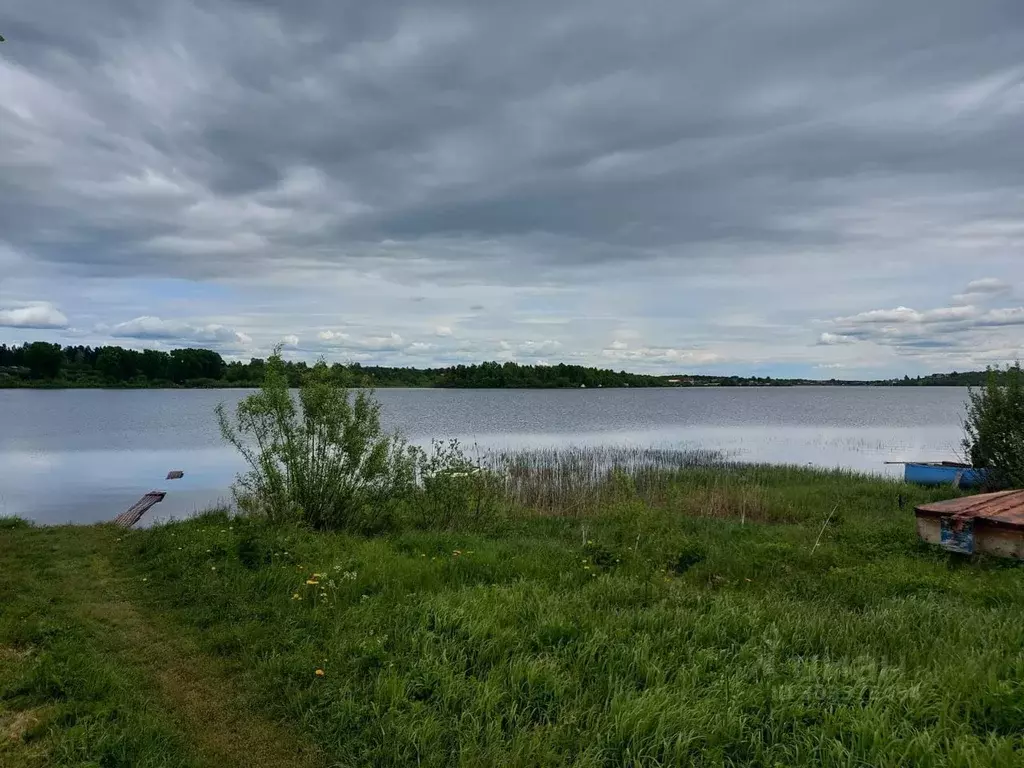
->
xmin=0 ymin=387 xmax=971 ymax=524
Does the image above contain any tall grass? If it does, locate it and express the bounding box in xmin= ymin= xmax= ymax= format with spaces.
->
xmin=488 ymin=447 xmax=722 ymax=516
xmin=478 ymin=446 xmax=883 ymax=526
xmin=109 ymin=466 xmax=1019 ymax=767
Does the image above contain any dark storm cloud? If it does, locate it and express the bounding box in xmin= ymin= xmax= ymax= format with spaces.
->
xmin=4 ymin=0 xmax=1024 ymax=274
xmin=2 ymin=1 xmax=1024 ymax=371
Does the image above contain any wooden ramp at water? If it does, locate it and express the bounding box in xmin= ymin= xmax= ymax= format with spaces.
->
xmin=113 ymin=491 xmax=166 ymax=528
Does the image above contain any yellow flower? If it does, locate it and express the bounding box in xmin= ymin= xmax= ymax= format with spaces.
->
xmin=306 ymin=579 xmax=319 ymax=585
xmin=315 ymin=668 xmax=325 ymax=677
xmin=453 ymin=550 xmax=462 ymax=556
xmin=292 ymin=593 xmax=301 ymax=600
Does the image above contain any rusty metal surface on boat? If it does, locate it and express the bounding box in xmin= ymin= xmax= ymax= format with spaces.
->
xmin=915 ymin=490 xmax=1024 ymax=558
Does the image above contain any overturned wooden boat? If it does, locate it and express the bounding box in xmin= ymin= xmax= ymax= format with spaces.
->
xmin=903 ymin=461 xmax=986 ymax=489
xmin=915 ymin=490 xmax=1024 ymax=558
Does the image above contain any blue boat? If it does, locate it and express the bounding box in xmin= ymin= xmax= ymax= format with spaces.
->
xmin=904 ymin=462 xmax=987 ymax=489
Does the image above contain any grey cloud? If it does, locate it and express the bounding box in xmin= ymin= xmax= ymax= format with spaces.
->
xmin=4 ymin=0 xmax=1024 ymax=282
xmin=4 ymin=1 xmax=1024 ymax=375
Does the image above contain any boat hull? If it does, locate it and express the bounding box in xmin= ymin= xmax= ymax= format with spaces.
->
xmin=905 ymin=462 xmax=986 ymax=489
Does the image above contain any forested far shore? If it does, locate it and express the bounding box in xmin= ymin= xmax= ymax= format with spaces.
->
xmin=0 ymin=341 xmax=662 ymax=389
xmin=0 ymin=341 xmax=1011 ymax=389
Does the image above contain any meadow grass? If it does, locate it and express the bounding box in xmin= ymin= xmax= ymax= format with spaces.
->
xmin=3 ymin=458 xmax=1024 ymax=766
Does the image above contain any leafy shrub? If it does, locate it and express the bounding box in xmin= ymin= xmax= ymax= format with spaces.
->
xmin=409 ymin=439 xmax=503 ymax=529
xmin=216 ymin=347 xmax=416 ymax=531
xmin=963 ymin=363 xmax=1024 ymax=489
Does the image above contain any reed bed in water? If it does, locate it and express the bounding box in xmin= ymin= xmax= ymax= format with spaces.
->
xmin=484 ymin=446 xmax=723 ymax=515
xmin=478 ymin=446 xmax=874 ymax=523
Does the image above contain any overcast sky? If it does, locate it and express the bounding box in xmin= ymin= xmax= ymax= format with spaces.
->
xmin=2 ymin=1 xmax=1023 ymax=377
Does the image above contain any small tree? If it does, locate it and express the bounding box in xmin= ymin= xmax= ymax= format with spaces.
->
xmin=963 ymin=363 xmax=1024 ymax=490
xmin=217 ymin=347 xmax=415 ymax=530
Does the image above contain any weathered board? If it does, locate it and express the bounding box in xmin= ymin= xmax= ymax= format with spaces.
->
xmin=113 ymin=491 xmax=166 ymax=528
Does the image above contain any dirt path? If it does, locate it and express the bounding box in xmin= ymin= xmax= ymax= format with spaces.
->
xmin=85 ymin=553 xmax=325 ymax=768
xmin=0 ymin=527 xmax=324 ymax=768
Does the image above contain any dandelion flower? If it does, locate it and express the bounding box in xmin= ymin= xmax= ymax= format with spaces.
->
xmin=315 ymin=668 xmax=325 ymax=677
xmin=292 ymin=593 xmax=301 ymax=600
xmin=306 ymin=579 xmax=319 ymax=585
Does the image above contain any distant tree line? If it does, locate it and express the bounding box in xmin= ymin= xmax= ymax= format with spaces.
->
xmin=659 ymin=371 xmax=1010 ymax=387
xmin=0 ymin=342 xmax=666 ymax=389
xmin=0 ymin=341 xmax=1010 ymax=389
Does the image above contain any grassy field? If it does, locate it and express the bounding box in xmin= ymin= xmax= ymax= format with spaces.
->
xmin=3 ymin=464 xmax=1024 ymax=766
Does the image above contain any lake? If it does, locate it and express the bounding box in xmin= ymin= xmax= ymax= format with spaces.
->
xmin=0 ymin=387 xmax=972 ymax=525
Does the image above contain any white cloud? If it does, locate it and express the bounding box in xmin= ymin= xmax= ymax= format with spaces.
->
xmin=601 ymin=346 xmax=722 ymax=366
xmin=0 ymin=303 xmax=68 ymax=329
xmin=435 ymin=326 xmax=453 ymax=337
xmin=953 ymin=277 xmax=1013 ymax=305
xmin=832 ymin=305 xmax=979 ymax=326
xmin=519 ymin=339 xmax=562 ymax=354
xmin=318 ymin=330 xmax=350 ymax=342
xmin=281 ymin=334 xmax=300 ymax=347
xmin=311 ymin=330 xmax=405 ymax=352
xmin=818 ymin=332 xmax=856 ymax=345
xmin=108 ymin=316 xmax=249 ymax=345
xmin=965 ymin=277 xmax=1012 ymax=295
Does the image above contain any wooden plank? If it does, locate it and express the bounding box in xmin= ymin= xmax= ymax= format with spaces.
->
xmin=113 ymin=491 xmax=166 ymax=528
xmin=166 ymin=470 xmax=184 ymax=480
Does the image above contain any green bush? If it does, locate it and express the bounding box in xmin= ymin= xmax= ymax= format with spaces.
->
xmin=963 ymin=363 xmax=1024 ymax=489
xmin=216 ymin=347 xmax=416 ymax=530
xmin=409 ymin=439 xmax=504 ymax=529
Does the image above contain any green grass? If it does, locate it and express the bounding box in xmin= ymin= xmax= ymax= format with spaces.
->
xmin=4 ymin=465 xmax=1024 ymax=766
